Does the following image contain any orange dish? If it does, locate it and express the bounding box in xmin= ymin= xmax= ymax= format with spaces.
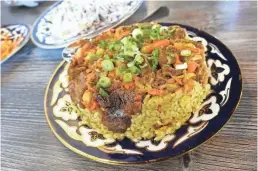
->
xmin=1 ymin=34 xmax=23 ymax=61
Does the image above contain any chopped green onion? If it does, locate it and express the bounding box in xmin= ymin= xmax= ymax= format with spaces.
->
xmin=151 ymin=48 xmax=159 ymax=71
xmin=98 ymin=40 xmax=107 ymax=49
xmin=159 ymin=26 xmax=168 ymax=34
xmin=102 ymin=59 xmax=114 ymax=71
xmin=135 ymin=54 xmax=144 ymax=64
xmin=99 ymin=88 xmax=109 ymax=97
xmin=139 ymin=63 xmax=147 ymax=68
xmin=97 ymin=76 xmax=111 ymax=88
xmin=123 ymin=73 xmax=133 ymax=82
xmin=108 ymin=40 xmax=122 ymax=51
xmin=121 ymin=37 xmax=139 ymax=57
xmin=127 ymin=61 xmax=135 ymax=68
xmin=132 ymin=28 xmax=143 ymax=40
xmin=129 ymin=66 xmax=141 ymax=75
xmin=87 ymin=53 xmax=98 ymax=60
xmin=180 ymin=50 xmax=192 ymax=57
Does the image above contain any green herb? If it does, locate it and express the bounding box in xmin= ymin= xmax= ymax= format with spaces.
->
xmin=87 ymin=53 xmax=98 ymax=60
xmin=127 ymin=61 xmax=135 ymax=68
xmin=139 ymin=63 xmax=147 ymax=69
xmin=97 ymin=77 xmax=111 ymax=88
xmin=132 ymin=28 xmax=143 ymax=40
xmin=98 ymin=40 xmax=107 ymax=49
xmin=150 ymin=48 xmax=159 ymax=71
xmin=101 ymin=59 xmax=114 ymax=71
xmin=99 ymin=88 xmax=109 ymax=97
xmin=108 ymin=40 xmax=122 ymax=51
xmin=129 ymin=66 xmax=141 ymax=75
xmin=123 ymin=73 xmax=133 ymax=82
xmin=135 ymin=54 xmax=144 ymax=64
xmin=121 ymin=36 xmax=139 ymax=57
xmin=150 ymin=27 xmax=161 ymax=40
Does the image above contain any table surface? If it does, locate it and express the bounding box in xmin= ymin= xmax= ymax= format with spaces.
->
xmin=1 ymin=1 xmax=257 ymax=171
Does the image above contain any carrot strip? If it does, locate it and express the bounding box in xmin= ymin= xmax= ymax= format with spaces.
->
xmin=108 ymin=71 xmax=116 ymax=78
xmin=187 ymin=61 xmax=198 ymax=73
xmin=124 ymin=82 xmax=135 ymax=90
xmin=141 ymin=39 xmax=170 ymax=53
xmin=148 ymin=89 xmax=164 ymax=96
xmin=87 ymin=100 xmax=98 ymax=111
xmin=174 ymin=53 xmax=182 ymax=65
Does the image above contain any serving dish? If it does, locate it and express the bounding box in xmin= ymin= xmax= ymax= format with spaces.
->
xmin=44 ymin=23 xmax=242 ymax=164
xmin=1 ymin=24 xmax=31 ymax=64
xmin=31 ymin=0 xmax=142 ymax=49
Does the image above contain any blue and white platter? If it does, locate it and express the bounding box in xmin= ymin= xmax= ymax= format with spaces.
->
xmin=44 ymin=23 xmax=242 ymax=164
xmin=31 ymin=0 xmax=142 ymax=49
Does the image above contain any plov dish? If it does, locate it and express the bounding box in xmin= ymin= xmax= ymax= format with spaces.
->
xmin=68 ymin=22 xmax=211 ymax=141
xmin=45 ymin=22 xmax=242 ymax=164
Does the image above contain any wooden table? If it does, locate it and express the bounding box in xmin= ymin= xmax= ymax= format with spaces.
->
xmin=1 ymin=1 xmax=257 ymax=171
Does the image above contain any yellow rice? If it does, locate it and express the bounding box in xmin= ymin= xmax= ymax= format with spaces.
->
xmin=78 ymin=81 xmax=210 ymax=140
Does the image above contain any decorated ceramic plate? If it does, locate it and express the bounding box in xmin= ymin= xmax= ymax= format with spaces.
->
xmin=1 ymin=24 xmax=31 ymax=64
xmin=31 ymin=0 xmax=142 ymax=49
xmin=44 ymin=23 xmax=242 ymax=164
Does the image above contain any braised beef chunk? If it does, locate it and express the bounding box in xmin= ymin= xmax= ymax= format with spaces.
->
xmin=102 ymin=112 xmax=131 ymax=133
xmin=97 ymin=90 xmax=142 ymax=133
xmin=68 ymin=72 xmax=87 ymax=104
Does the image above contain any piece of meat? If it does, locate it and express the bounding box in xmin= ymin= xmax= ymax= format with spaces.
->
xmin=96 ymin=90 xmax=142 ymax=133
xmin=171 ymin=28 xmax=186 ymax=39
xmin=158 ymin=47 xmax=168 ymax=66
xmin=69 ymin=72 xmax=87 ymax=104
xmin=159 ymin=46 xmax=179 ymax=66
xmin=101 ymin=112 xmax=131 ymax=133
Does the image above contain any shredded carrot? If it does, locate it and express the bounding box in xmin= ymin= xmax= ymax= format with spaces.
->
xmin=108 ymin=71 xmax=116 ymax=78
xmin=87 ymin=100 xmax=98 ymax=111
xmin=124 ymin=82 xmax=135 ymax=90
xmin=187 ymin=61 xmax=198 ymax=73
xmin=174 ymin=53 xmax=182 ymax=64
xmin=1 ymin=35 xmax=23 ymax=60
xmin=141 ymin=39 xmax=170 ymax=53
xmin=107 ymin=51 xmax=114 ymax=57
xmin=148 ymin=89 xmax=164 ymax=96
